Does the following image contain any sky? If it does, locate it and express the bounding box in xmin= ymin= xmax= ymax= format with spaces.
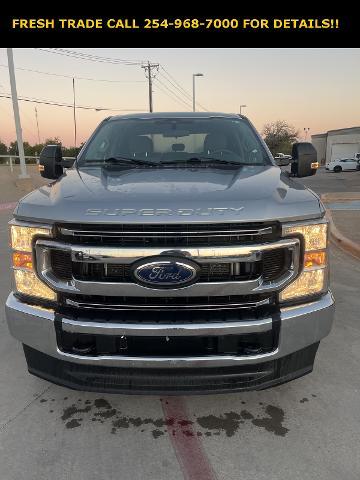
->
xmin=0 ymin=48 xmax=359 ymax=147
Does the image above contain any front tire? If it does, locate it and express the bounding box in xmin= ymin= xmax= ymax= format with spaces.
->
xmin=334 ymin=165 xmax=342 ymax=173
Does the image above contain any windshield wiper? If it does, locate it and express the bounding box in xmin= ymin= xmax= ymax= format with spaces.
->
xmin=83 ymin=156 xmax=158 ymax=167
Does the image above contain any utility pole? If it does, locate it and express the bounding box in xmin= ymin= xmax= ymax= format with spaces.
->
xmin=142 ymin=61 xmax=159 ymax=112
xmin=7 ymin=48 xmax=29 ymax=178
xmin=72 ymin=78 xmax=77 ymax=147
xmin=34 ymin=107 xmax=40 ymax=144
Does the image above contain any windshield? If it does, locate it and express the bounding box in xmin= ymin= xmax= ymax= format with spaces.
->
xmin=78 ymin=116 xmax=271 ymax=166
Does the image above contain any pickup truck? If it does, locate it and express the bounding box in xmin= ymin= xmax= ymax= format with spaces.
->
xmin=5 ymin=112 xmax=334 ymax=394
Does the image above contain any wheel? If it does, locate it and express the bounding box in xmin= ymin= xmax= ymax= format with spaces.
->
xmin=333 ymin=165 xmax=342 ymax=173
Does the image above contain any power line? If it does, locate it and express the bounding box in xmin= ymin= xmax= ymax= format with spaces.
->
xmin=36 ymin=48 xmax=144 ymax=65
xmin=0 ymin=93 xmax=144 ymax=112
xmin=36 ymin=49 xmax=209 ymax=110
xmin=157 ymin=72 xmax=198 ymax=109
xmin=154 ymin=78 xmax=192 ymax=110
xmin=0 ymin=64 xmax=146 ymax=83
xmin=0 ymin=102 xmax=35 ymax=140
xmin=160 ymin=67 xmax=193 ymax=101
xmin=5 ymin=49 xmax=209 ymax=112
xmin=153 ymin=80 xmax=191 ymax=110
xmin=160 ymin=66 xmax=209 ymax=112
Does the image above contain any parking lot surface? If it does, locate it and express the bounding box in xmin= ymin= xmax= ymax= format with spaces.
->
xmin=0 ymin=168 xmax=359 ymax=480
xmin=296 ymin=165 xmax=359 ymax=194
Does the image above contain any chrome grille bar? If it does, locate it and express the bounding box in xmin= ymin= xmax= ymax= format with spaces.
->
xmin=36 ymin=238 xmax=298 ymax=264
xmin=59 ymin=226 xmax=273 ymax=238
xmin=64 ymin=297 xmax=271 ymax=311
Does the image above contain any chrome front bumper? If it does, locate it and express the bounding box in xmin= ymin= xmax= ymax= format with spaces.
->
xmin=5 ymin=292 xmax=335 ymax=369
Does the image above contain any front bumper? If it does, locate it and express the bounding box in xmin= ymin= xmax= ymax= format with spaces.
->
xmin=5 ymin=292 xmax=335 ymax=393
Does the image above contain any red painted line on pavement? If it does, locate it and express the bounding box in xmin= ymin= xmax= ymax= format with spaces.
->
xmin=161 ymin=397 xmax=217 ymax=480
xmin=0 ymin=202 xmax=17 ymax=211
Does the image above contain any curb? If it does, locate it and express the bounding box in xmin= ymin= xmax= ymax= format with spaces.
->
xmin=322 ymin=202 xmax=360 ymax=260
xmin=321 ymin=192 xmax=360 ymax=203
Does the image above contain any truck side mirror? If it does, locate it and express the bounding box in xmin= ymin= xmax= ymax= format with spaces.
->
xmin=290 ymin=142 xmax=319 ymax=177
xmin=39 ymin=145 xmax=64 ymax=179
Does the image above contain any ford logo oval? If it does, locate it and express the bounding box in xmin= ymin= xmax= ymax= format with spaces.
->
xmin=132 ymin=256 xmax=200 ymax=288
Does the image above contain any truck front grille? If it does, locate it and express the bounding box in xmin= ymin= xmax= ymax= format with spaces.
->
xmin=50 ymin=250 xmax=73 ymax=280
xmin=35 ymin=222 xmax=299 ymax=313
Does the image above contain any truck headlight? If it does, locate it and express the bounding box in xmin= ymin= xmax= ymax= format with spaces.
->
xmin=9 ymin=222 xmax=56 ymax=301
xmin=280 ymin=222 xmax=328 ymax=302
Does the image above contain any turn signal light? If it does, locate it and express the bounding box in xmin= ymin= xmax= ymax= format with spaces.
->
xmin=304 ymin=251 xmax=326 ymax=268
xmin=12 ymin=252 xmax=33 ymax=270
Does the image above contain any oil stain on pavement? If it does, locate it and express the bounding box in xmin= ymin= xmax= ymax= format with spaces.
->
xmin=35 ymin=395 xmax=310 ymax=438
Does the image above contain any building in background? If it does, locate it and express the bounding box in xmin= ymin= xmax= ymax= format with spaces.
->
xmin=312 ymin=127 xmax=360 ymax=165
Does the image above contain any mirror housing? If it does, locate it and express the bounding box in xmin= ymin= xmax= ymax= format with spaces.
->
xmin=290 ymin=142 xmax=318 ymax=177
xmin=39 ymin=145 xmax=70 ymax=179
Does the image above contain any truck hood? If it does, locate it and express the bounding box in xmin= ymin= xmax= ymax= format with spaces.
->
xmin=15 ymin=165 xmax=323 ymax=224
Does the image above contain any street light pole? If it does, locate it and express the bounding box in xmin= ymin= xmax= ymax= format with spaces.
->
xmin=34 ymin=107 xmax=40 ymax=144
xmin=240 ymin=104 xmax=247 ymax=115
xmin=192 ymin=73 xmax=204 ymax=112
xmin=7 ymin=48 xmax=29 ymax=178
xmin=304 ymin=128 xmax=310 ymax=141
xmin=72 ymin=78 xmax=77 ymax=148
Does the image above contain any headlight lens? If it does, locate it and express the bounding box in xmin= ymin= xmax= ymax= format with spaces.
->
xmin=9 ymin=222 xmax=56 ymax=302
xmin=282 ymin=223 xmax=327 ymax=251
xmin=280 ymin=222 xmax=328 ymax=302
xmin=10 ymin=225 xmax=51 ymax=252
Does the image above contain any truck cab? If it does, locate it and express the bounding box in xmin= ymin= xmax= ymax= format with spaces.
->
xmin=5 ymin=113 xmax=334 ymax=394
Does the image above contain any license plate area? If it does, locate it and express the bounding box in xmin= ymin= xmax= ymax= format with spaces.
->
xmin=57 ymin=330 xmax=277 ymax=357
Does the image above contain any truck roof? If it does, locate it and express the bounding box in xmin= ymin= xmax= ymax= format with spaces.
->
xmin=108 ymin=112 xmax=245 ymax=121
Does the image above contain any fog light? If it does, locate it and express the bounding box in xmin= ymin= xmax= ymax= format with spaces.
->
xmin=14 ymin=269 xmax=56 ymax=301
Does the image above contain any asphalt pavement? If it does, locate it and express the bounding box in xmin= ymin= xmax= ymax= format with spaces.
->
xmin=294 ymin=165 xmax=360 ymax=194
xmin=0 ymin=167 xmax=359 ymax=480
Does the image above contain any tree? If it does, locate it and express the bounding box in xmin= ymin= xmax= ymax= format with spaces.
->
xmin=44 ymin=137 xmax=61 ymax=146
xmin=262 ymin=121 xmax=299 ymax=155
xmin=8 ymin=141 xmax=33 ymax=156
xmin=63 ymin=146 xmax=80 ymax=157
xmin=5 ymin=137 xmax=81 ymax=160
xmin=0 ymin=139 xmax=8 ymax=155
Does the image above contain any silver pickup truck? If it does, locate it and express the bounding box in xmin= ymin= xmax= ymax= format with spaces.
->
xmin=5 ymin=112 xmax=334 ymax=394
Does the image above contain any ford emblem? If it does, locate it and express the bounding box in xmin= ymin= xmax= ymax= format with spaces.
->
xmin=132 ymin=256 xmax=200 ymax=288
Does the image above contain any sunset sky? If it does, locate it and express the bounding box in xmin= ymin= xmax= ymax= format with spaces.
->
xmin=0 ymin=48 xmax=359 ymax=147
